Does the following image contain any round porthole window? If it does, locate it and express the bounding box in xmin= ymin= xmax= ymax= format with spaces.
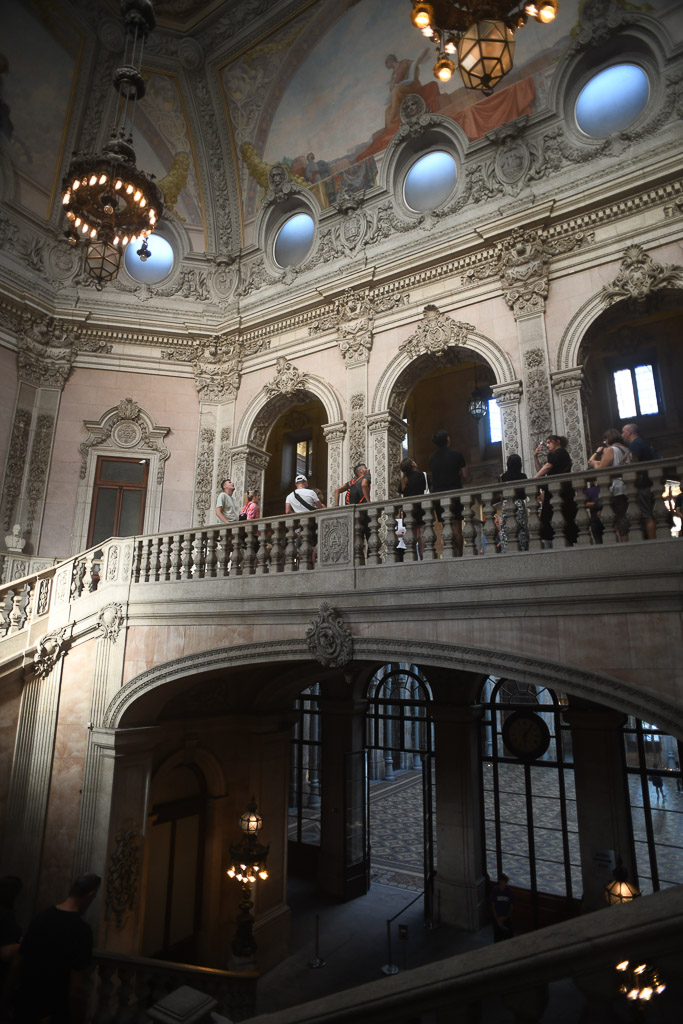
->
xmin=575 ymin=64 xmax=649 ymax=137
xmin=404 ymin=150 xmax=457 ymax=213
xmin=273 ymin=212 xmax=315 ymax=268
xmin=123 ymin=233 xmax=175 ymax=284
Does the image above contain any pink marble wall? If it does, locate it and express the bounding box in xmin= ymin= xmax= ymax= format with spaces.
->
xmin=0 ymin=676 xmax=23 ymax=838
xmin=38 ymin=638 xmax=96 ymax=908
xmin=40 ymin=368 xmax=199 ymax=557
xmin=0 ymin=345 xmax=18 ymax=484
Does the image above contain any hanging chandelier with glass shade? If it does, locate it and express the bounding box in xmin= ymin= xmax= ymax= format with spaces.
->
xmin=60 ymin=0 xmax=164 ymax=287
xmin=468 ymin=363 xmax=491 ymax=421
xmin=410 ymin=0 xmax=559 ymax=94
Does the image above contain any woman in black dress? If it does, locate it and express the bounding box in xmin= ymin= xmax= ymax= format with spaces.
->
xmin=399 ymin=457 xmax=429 ymax=558
xmin=533 ymin=435 xmax=575 ymax=546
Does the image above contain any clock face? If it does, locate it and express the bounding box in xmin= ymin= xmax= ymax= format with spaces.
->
xmin=502 ymin=710 xmax=551 ymax=761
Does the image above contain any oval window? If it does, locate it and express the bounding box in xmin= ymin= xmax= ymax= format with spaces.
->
xmin=404 ymin=151 xmax=457 ymax=213
xmin=575 ymin=64 xmax=649 ymax=137
xmin=273 ymin=213 xmax=315 ymax=268
xmin=124 ymin=233 xmax=175 ymax=284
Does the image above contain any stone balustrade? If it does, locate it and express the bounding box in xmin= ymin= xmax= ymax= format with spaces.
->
xmin=90 ymin=950 xmax=257 ymax=1023
xmin=0 ymin=458 xmax=680 ymax=653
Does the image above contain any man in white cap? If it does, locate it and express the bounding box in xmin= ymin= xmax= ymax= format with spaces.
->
xmin=285 ymin=474 xmax=325 ymax=514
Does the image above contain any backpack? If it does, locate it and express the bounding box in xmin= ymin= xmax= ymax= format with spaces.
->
xmin=345 ymin=474 xmax=368 ymax=504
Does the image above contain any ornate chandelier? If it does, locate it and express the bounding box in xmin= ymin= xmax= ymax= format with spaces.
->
xmin=411 ymin=0 xmax=559 ymax=94
xmin=61 ymin=0 xmax=164 ymax=287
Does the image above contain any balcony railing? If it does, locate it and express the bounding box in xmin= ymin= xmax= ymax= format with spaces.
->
xmin=1 ymin=458 xmax=680 ymax=648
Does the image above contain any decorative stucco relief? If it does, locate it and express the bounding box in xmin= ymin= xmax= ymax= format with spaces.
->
xmin=601 ymin=244 xmax=683 ymax=311
xmin=310 ymin=287 xmax=407 ymax=365
xmin=400 ymin=304 xmax=473 ymax=358
xmin=1 ymin=409 xmax=32 ymax=533
xmin=523 ymin=348 xmax=553 ymax=452
xmin=264 ymin=356 xmax=308 ymax=399
xmin=193 ymin=428 xmax=215 ymax=527
xmin=305 ymin=602 xmax=353 ymax=668
xmin=80 ymin=398 xmax=171 ymax=484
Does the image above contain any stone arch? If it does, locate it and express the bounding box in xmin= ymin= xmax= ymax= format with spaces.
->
xmin=150 ymin=744 xmax=226 ymax=800
xmin=556 ymin=291 xmax=610 ymax=372
xmin=371 ymin=327 xmax=516 ymax=417
xmin=235 ymin=372 xmax=343 ymax=449
xmin=103 ymin=637 xmax=683 ymax=742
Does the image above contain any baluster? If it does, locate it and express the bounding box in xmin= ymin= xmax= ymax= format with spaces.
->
xmin=192 ymin=532 xmax=205 ymax=578
xmin=169 ymin=534 xmax=181 ymax=578
xmin=366 ymin=506 xmax=380 ymax=565
xmin=527 ymin=487 xmax=543 ymax=551
xmin=353 ymin=510 xmax=366 ymax=566
xmin=148 ymin=536 xmax=161 ymax=580
xmin=140 ymin=539 xmax=152 ymax=582
xmin=622 ymin=470 xmax=639 ymax=541
xmin=179 ymin=533 xmax=193 ymax=579
xmin=232 ymin=527 xmax=245 ymax=576
xmin=384 ymin=504 xmax=400 ymax=564
xmin=377 ymin=508 xmax=388 ymax=563
xmin=82 ymin=552 xmax=95 ymax=591
xmin=440 ymin=498 xmax=456 ymax=559
xmin=284 ymin=519 xmax=298 ymax=572
xmin=460 ymin=494 xmax=477 ymax=557
xmin=243 ymin=523 xmax=257 ymax=574
xmin=299 ymin=518 xmax=314 ymax=570
xmin=595 ymin=474 xmax=617 ymax=544
xmin=255 ymin=521 xmax=270 ymax=574
xmin=271 ymin=521 xmax=286 ymax=572
xmin=131 ymin=542 xmax=142 ymax=583
xmin=402 ymin=503 xmax=417 ymax=562
xmin=92 ymin=960 xmax=116 ymax=1024
xmin=543 ymin=479 xmax=560 ymax=548
xmin=573 ymin=481 xmax=592 ymax=547
xmin=205 ymin=529 xmax=218 ymax=576
xmin=116 ymin=962 xmax=136 ymax=1023
xmin=501 ymin=488 xmax=518 ymax=553
xmin=651 ymin=466 xmax=673 ymax=539
xmin=422 ymin=499 xmax=437 ymax=559
xmin=481 ymin=491 xmax=497 ymax=555
xmin=215 ymin=528 xmax=229 ymax=576
xmin=158 ymin=534 xmax=171 ymax=579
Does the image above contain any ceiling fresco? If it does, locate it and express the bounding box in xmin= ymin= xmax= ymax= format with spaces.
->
xmin=2 ymin=0 xmax=82 ymax=216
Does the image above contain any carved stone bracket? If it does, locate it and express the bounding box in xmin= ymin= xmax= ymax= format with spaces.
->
xmin=400 ymin=304 xmax=474 ymax=358
xmin=306 ymin=602 xmax=353 ymax=668
xmin=497 ymin=230 xmax=550 ymax=317
xmin=17 ymin=313 xmax=76 ymax=388
xmin=33 ymin=624 xmax=73 ymax=678
xmin=193 ymin=337 xmax=242 ymax=401
xmin=97 ymin=603 xmax=124 ymax=644
xmin=264 ymin=356 xmax=309 ymax=399
xmin=105 ymin=827 xmax=140 ymax=929
xmin=394 ymin=93 xmax=440 ymax=141
xmin=601 ymin=244 xmax=683 ymax=311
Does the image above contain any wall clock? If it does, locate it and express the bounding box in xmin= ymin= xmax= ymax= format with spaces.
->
xmin=501 ymin=710 xmax=551 ymax=761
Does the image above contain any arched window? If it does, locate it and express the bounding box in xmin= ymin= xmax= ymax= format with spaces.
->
xmin=123 ymin=233 xmax=175 ymax=284
xmin=273 ymin=212 xmax=315 ymax=268
xmin=403 ymin=150 xmax=457 ymax=213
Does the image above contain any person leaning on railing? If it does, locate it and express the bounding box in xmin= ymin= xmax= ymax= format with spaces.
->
xmin=533 ymin=435 xmax=576 ymax=547
xmin=587 ymin=428 xmax=632 ymax=542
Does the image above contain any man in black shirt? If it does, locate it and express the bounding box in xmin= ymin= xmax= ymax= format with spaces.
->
xmin=429 ymin=430 xmax=468 ymax=555
xmin=13 ymin=872 xmax=100 ymax=1024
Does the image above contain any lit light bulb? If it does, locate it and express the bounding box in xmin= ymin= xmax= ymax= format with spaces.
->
xmin=411 ymin=4 xmax=433 ymax=31
xmin=421 ymin=27 xmax=433 ymax=38
xmin=81 ymin=222 xmax=89 ymax=233
xmin=130 ymin=235 xmax=137 ymax=244
xmin=122 ymin=235 xmax=129 ymax=245
xmin=74 ymin=217 xmax=82 ymax=227
xmin=445 ymin=38 xmax=456 ymax=54
xmin=89 ymin=175 xmax=97 ymax=186
xmin=66 ymin=210 xmax=76 ymax=221
xmin=125 ymin=183 xmax=134 ymax=194
xmin=434 ymin=55 xmax=455 ymax=82
xmin=99 ymin=174 xmax=108 ymax=184
xmin=90 ymin=228 xmax=97 ymax=238
xmin=139 ymin=196 xmax=147 ymax=207
xmin=114 ymin=179 xmax=123 ymax=190
xmin=537 ymin=0 xmax=558 ymax=21
xmin=525 ymin=3 xmax=539 ymax=15
xmin=62 ymin=192 xmax=70 ymax=204
xmin=133 ymin=189 xmax=142 ymax=201
xmin=113 ymin=235 xmax=120 ymax=246
xmin=72 ymin=179 xmax=80 ymax=190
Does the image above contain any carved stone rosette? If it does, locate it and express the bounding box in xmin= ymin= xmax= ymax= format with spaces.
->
xmin=601 ymin=244 xmax=683 ymax=311
xmin=551 ymin=367 xmax=589 ymax=469
xmin=306 ymin=602 xmax=353 ymax=668
xmin=491 ymin=381 xmax=523 ymax=466
xmin=400 ymin=305 xmax=474 ymax=359
xmin=367 ymin=411 xmax=406 ymax=501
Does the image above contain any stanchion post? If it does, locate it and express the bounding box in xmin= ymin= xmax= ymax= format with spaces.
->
xmin=381 ymin=919 xmax=399 ymax=975
xmin=307 ymin=912 xmax=326 ymax=969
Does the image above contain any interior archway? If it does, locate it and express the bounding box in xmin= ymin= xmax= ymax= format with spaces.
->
xmin=395 ymin=349 xmax=501 ymax=485
xmin=261 ymin=398 xmax=328 ymax=517
xmin=579 ymin=297 xmax=683 ymax=455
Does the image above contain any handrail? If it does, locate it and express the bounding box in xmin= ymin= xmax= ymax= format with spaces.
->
xmin=0 ymin=457 xmax=680 ymax=649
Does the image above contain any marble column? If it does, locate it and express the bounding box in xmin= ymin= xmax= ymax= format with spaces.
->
xmin=322 ymin=421 xmax=346 ymax=505
xmin=431 ymin=702 xmax=488 ymax=930
xmin=192 ymin=401 xmax=237 ymax=528
xmin=316 ymin=693 xmax=368 ymax=900
xmin=564 ymin=704 xmax=637 ymax=912
xmin=229 ymin=443 xmax=270 ymax=504
xmin=550 ymin=367 xmax=591 ymax=472
xmin=367 ymin=411 xmax=406 ymax=501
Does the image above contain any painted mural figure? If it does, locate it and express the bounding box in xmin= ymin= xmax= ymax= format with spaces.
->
xmin=384 ymin=49 xmax=429 ymax=128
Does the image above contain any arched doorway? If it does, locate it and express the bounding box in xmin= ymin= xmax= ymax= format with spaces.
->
xmin=262 ymin=399 xmax=328 ymax=517
xmin=580 ymin=300 xmax=683 ymax=456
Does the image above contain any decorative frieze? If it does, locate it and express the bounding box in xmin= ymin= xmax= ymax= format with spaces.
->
xmin=523 ymin=348 xmax=553 ymax=454
xmin=348 ymin=393 xmax=366 ymax=471
xmin=1 ymin=409 xmax=32 ymax=533
xmin=305 ymin=602 xmax=353 ymax=668
xmin=25 ymin=414 xmax=55 ymax=536
xmin=17 ymin=314 xmax=75 ymax=388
